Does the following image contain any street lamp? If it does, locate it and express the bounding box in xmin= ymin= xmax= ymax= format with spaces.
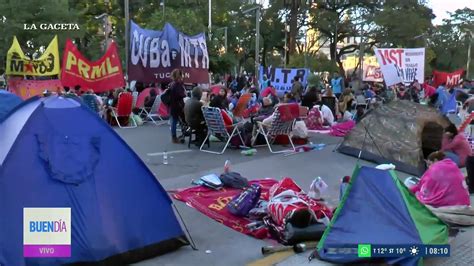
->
xmin=466 ymin=30 xmax=473 ymax=80
xmin=94 ymin=13 xmax=109 ymax=51
xmin=242 ymin=5 xmax=261 ymax=82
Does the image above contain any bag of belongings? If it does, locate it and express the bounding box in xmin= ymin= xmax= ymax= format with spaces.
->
xmin=264 ymin=177 xmax=333 ymax=244
xmin=227 ymin=183 xmax=261 ymax=216
xmin=220 ymin=172 xmax=249 ymax=189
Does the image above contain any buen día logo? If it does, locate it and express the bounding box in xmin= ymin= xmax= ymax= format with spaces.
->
xmin=23 ymin=208 xmax=71 ymax=257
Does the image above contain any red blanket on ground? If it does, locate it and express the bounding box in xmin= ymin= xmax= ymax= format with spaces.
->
xmin=172 ymin=179 xmax=278 ymax=239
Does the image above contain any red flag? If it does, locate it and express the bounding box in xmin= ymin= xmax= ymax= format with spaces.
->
xmin=432 ymin=69 xmax=465 ymax=87
xmin=61 ymin=39 xmax=125 ymax=92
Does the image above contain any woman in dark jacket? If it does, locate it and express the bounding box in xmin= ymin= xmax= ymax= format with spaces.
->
xmin=169 ymin=69 xmax=186 ymax=143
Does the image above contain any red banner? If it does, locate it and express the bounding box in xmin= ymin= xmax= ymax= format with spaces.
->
xmin=432 ymin=69 xmax=465 ymax=88
xmin=8 ymin=78 xmax=62 ymax=99
xmin=61 ymin=39 xmax=125 ymax=93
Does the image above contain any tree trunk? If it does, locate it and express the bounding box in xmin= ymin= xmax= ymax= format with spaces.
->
xmin=288 ymin=4 xmax=298 ymax=55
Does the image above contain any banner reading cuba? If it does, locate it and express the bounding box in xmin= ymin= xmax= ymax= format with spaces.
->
xmin=6 ymin=36 xmax=60 ymax=76
xmin=128 ymin=21 xmax=210 ymax=84
xmin=61 ymin=39 xmax=125 ymax=92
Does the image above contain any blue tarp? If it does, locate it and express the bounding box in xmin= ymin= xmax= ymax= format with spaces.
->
xmin=0 ymin=96 xmax=187 ymax=265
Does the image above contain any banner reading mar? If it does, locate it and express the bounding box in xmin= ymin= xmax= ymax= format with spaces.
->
xmin=6 ymin=36 xmax=60 ymax=76
xmin=128 ymin=21 xmax=209 ymax=83
xmin=374 ymin=48 xmax=425 ymax=86
xmin=61 ymin=39 xmax=125 ymax=92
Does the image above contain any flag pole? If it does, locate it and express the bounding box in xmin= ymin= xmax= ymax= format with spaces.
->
xmin=124 ymin=0 xmax=130 ymax=84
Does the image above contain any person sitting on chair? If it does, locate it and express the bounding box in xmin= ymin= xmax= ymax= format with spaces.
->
xmin=144 ymin=89 xmax=157 ymax=108
xmin=409 ymin=151 xmax=470 ymax=207
xmin=184 ymin=87 xmax=207 ymax=146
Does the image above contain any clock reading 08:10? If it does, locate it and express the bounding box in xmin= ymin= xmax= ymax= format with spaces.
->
xmin=425 ymin=247 xmax=449 ymax=255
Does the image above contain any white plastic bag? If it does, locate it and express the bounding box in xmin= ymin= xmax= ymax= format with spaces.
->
xmin=292 ymin=121 xmax=308 ymax=138
xmin=308 ymin=177 xmax=328 ymax=199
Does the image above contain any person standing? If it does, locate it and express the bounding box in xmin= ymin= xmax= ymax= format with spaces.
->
xmin=169 ymin=69 xmax=186 ymax=144
xmin=331 ymin=72 xmax=344 ymax=99
xmin=291 ymin=76 xmax=303 ymax=102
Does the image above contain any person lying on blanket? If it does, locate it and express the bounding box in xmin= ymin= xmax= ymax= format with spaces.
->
xmin=409 ymin=151 xmax=470 ymax=208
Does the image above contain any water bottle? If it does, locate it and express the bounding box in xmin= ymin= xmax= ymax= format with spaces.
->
xmin=163 ymin=151 xmax=168 ymax=165
xmin=224 ymin=160 xmax=231 ymax=173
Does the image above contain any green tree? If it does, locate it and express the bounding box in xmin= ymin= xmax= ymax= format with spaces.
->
xmin=428 ymin=8 xmax=474 ymax=74
xmin=0 ymin=0 xmax=84 ymax=73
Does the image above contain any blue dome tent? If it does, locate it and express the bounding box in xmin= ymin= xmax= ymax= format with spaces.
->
xmin=0 ymin=96 xmax=188 ymax=265
xmin=0 ymin=90 xmax=22 ymax=121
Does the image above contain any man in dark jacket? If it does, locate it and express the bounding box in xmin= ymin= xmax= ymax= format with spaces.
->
xmin=184 ymin=87 xmax=207 ymax=145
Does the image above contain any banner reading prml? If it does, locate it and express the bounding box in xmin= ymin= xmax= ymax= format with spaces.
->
xmin=374 ymin=48 xmax=425 ymax=86
xmin=259 ymin=66 xmax=309 ymax=95
xmin=6 ymin=36 xmax=60 ymax=76
xmin=129 ymin=21 xmax=210 ymax=83
xmin=61 ymin=39 xmax=125 ymax=92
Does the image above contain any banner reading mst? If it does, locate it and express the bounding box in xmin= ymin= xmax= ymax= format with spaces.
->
xmin=128 ymin=21 xmax=210 ymax=84
xmin=374 ymin=48 xmax=425 ymax=86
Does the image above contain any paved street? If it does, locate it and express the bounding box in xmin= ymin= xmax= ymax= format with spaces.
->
xmin=115 ymin=124 xmax=471 ymax=266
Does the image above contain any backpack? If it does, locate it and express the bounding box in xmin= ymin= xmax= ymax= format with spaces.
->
xmin=227 ymin=184 xmax=261 ymax=217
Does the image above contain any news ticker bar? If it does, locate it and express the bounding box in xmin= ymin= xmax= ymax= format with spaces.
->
xmin=324 ymin=244 xmax=450 ymax=258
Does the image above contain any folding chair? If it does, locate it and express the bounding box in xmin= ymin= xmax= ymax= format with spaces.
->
xmin=140 ymin=97 xmax=166 ymax=125
xmin=200 ymin=106 xmax=246 ymax=154
xmin=232 ymin=93 xmax=252 ymax=119
xmin=111 ymin=93 xmax=137 ymax=128
xmin=298 ymin=106 xmax=309 ymax=120
xmin=252 ymin=105 xmax=297 ymax=153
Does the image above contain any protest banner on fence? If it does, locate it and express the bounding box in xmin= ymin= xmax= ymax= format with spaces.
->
xmin=8 ymin=78 xmax=62 ymax=99
xmin=6 ymin=36 xmax=60 ymax=76
xmin=128 ymin=21 xmax=210 ymax=84
xmin=258 ymin=66 xmax=309 ymax=95
xmin=432 ymin=69 xmax=465 ymax=87
xmin=374 ymin=48 xmax=425 ymax=86
xmin=61 ymin=39 xmax=125 ymax=92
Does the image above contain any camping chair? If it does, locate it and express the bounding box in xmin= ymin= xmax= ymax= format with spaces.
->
xmin=140 ymin=97 xmax=166 ymax=125
xmin=252 ymin=104 xmax=298 ymax=153
xmin=200 ymin=106 xmax=246 ymax=154
xmin=298 ymin=106 xmax=309 ymax=120
xmin=232 ymin=93 xmax=252 ymax=120
xmin=111 ymin=93 xmax=137 ymax=128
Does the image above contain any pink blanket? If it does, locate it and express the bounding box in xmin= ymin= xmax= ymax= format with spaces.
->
xmin=410 ymin=159 xmax=470 ymax=207
xmin=329 ymin=120 xmax=356 ymax=137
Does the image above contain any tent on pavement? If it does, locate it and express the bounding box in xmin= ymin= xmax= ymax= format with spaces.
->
xmin=338 ymin=100 xmax=450 ymax=175
xmin=314 ymin=166 xmax=449 ymax=266
xmin=0 ymin=90 xmax=22 ymax=121
xmin=0 ymin=96 xmax=188 ymax=266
